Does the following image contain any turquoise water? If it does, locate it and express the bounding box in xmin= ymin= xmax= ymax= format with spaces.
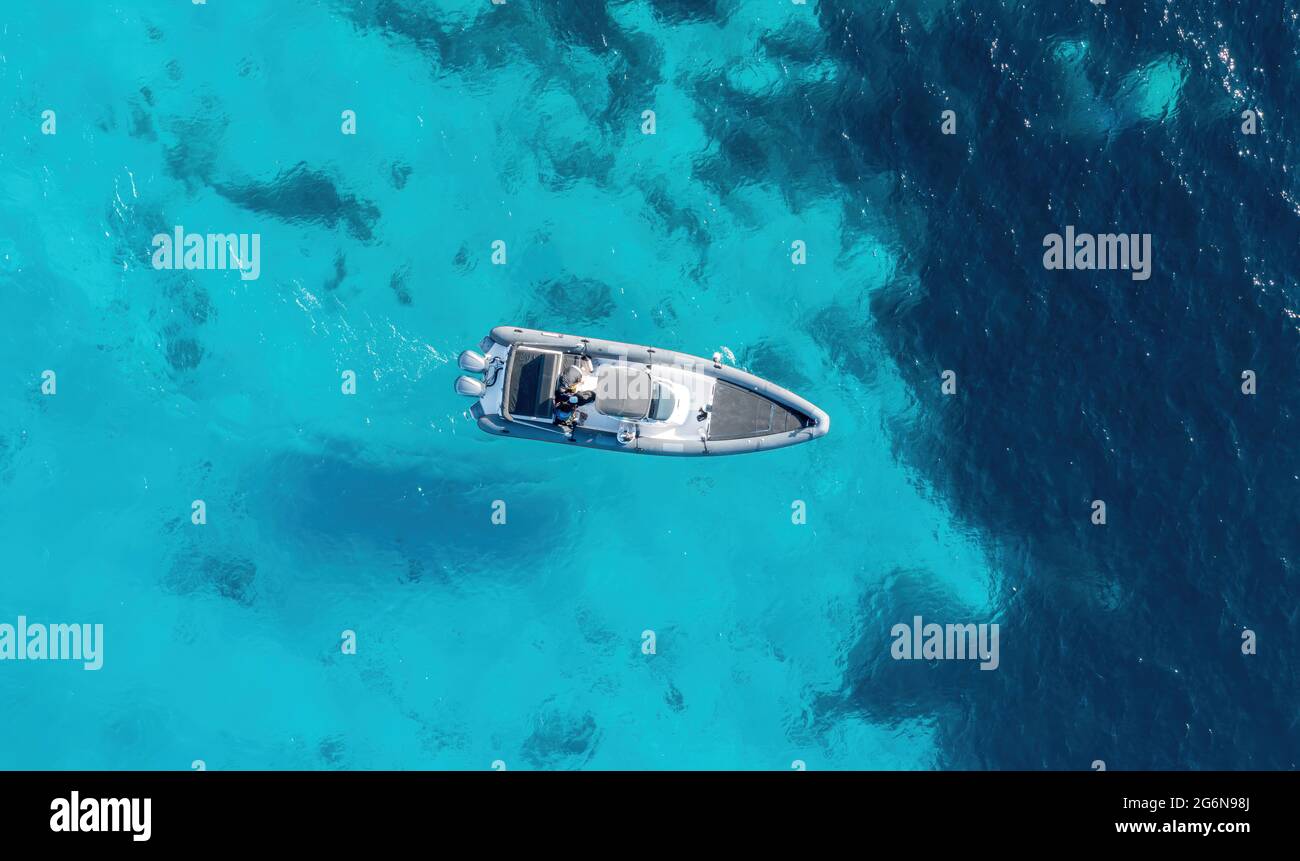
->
xmin=0 ymin=1 xmax=993 ymax=769
xmin=5 ymin=1 xmax=1297 ymax=771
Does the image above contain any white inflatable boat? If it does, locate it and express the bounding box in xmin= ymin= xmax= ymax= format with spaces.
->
xmin=453 ymin=326 xmax=830 ymax=456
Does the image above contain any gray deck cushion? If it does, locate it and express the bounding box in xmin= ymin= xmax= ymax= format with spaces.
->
xmin=595 ymin=364 xmax=652 ymax=418
xmin=507 ymin=347 xmax=562 ymax=420
xmin=708 ymin=381 xmax=809 ymax=440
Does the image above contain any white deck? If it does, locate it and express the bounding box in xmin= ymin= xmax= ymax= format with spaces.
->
xmin=481 ymin=344 xmax=718 ymax=443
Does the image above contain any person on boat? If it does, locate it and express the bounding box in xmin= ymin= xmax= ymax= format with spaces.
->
xmin=557 ymin=363 xmax=596 ymax=406
xmin=553 ymin=396 xmax=586 ymax=435
xmin=560 ymin=388 xmax=595 ymax=407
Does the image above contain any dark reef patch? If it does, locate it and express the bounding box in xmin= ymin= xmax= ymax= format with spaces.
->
xmin=163 ymin=278 xmax=213 ymax=326
xmin=452 ymin=244 xmax=472 ymax=271
xmin=129 ymin=101 xmax=155 ymax=141
xmin=520 ymin=704 xmax=599 ymax=769
xmin=524 ymin=276 xmax=615 ymax=328
xmin=649 ymin=296 xmax=679 ymax=329
xmin=390 ymin=161 xmax=412 ymax=190
xmin=318 ymin=736 xmax=347 ymax=768
xmin=648 ymin=0 xmax=725 ymax=25
xmin=324 ymin=252 xmax=347 ymax=292
xmin=213 ymin=163 xmax=381 ymax=241
xmin=683 ymin=65 xmax=840 ymax=206
xmin=347 ymin=0 xmax=660 ymax=134
xmin=0 ymin=429 xmax=25 ymax=485
xmin=106 ymin=200 xmax=168 ymax=270
xmin=165 ymin=552 xmax=257 ymax=607
xmin=540 ymin=142 xmax=615 ymax=191
xmin=806 ymin=305 xmax=881 ymax=390
xmin=736 ymin=338 xmax=811 ymax=394
xmin=642 ymin=182 xmax=710 ymax=248
xmin=162 ymin=104 xmax=228 ymax=188
xmin=162 ymin=324 xmax=204 ymax=372
xmin=389 ymin=265 xmax=412 ymax=306
xmin=823 ymin=568 xmax=999 ymax=730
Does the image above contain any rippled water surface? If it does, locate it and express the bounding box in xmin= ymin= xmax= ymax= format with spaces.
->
xmin=0 ymin=1 xmax=1296 ymax=769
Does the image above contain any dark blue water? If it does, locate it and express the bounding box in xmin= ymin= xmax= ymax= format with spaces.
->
xmin=818 ymin=0 xmax=1300 ymax=768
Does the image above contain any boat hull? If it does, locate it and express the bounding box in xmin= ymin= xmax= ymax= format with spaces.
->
xmin=467 ymin=326 xmax=830 ymax=456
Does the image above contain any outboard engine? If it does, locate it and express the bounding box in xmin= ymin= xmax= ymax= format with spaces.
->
xmin=454 ymin=375 xmax=486 ymax=397
xmin=458 ymin=350 xmax=487 ymax=373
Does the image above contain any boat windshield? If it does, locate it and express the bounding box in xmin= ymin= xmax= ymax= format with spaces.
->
xmin=648 ymin=382 xmax=675 ymax=421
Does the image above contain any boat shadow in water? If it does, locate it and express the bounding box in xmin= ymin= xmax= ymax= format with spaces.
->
xmin=247 ymin=445 xmax=569 ymax=575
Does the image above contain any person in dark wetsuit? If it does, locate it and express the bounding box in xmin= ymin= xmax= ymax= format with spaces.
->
xmin=553 ymin=395 xmax=586 ymax=434
xmin=553 ymin=360 xmax=594 ymax=434
xmin=561 ymin=389 xmax=595 ymax=408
